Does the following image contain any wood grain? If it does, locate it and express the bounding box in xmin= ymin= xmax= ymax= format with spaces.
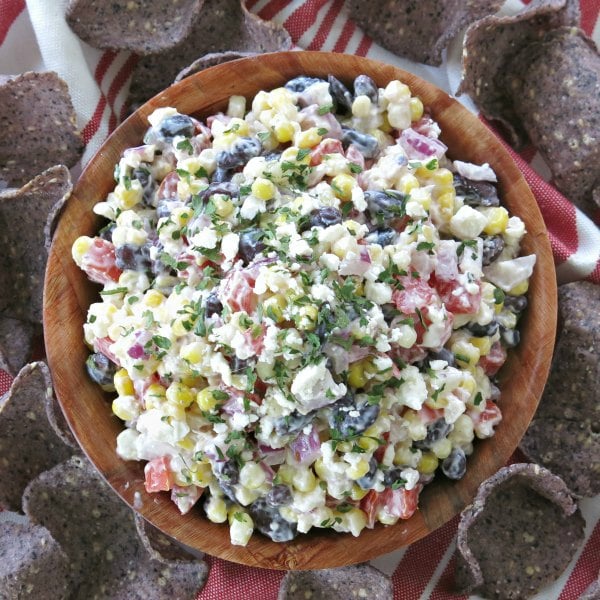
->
xmin=43 ymin=51 xmax=557 ymax=570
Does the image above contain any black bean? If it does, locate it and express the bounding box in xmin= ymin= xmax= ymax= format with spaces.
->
xmin=198 ymin=181 xmax=239 ymax=203
xmin=132 ymin=167 xmax=156 ymax=206
xmin=467 ymin=320 xmax=499 ymax=337
xmin=414 ymin=418 xmax=453 ymax=450
xmin=98 ymin=222 xmax=116 ymax=241
xmin=262 ymin=150 xmax=282 ymax=162
xmin=216 ymin=137 xmax=262 ymax=169
xmin=441 ymin=447 xmax=467 ymax=480
xmin=328 ymin=75 xmax=353 ymax=113
xmin=504 ymin=295 xmax=528 ymax=313
xmin=274 ymin=411 xmax=314 ymax=437
xmin=427 ymin=348 xmax=456 ymax=368
xmin=158 ymin=114 xmax=195 ymax=140
xmin=381 ymin=303 xmax=400 ymax=324
xmin=357 ymin=457 xmax=379 ymax=490
xmin=284 ymin=76 xmax=324 ymax=93
xmin=482 ymin=235 xmax=505 ymax=266
xmin=365 ymin=227 xmax=397 ymax=246
xmin=204 ymin=292 xmax=223 ymax=318
xmin=308 ymin=207 xmax=342 ymax=229
xmin=214 ymin=460 xmax=239 ymax=502
xmin=230 ymin=356 xmax=251 ymax=374
xmin=248 ymin=498 xmax=298 ymax=542
xmin=341 ymin=128 xmax=379 ymax=158
xmin=453 ymin=174 xmax=500 ymax=207
xmin=330 ymin=400 xmax=380 ymax=437
xmin=500 ymin=326 xmax=520 ymax=348
xmin=210 ymin=167 xmax=234 ymax=183
xmin=364 ymin=190 xmax=407 ymax=225
xmin=115 ymin=243 xmax=152 ymax=271
xmin=238 ymin=228 xmax=266 ymax=264
xmin=353 ymin=74 xmax=378 ymax=103
xmin=85 ymin=352 xmax=117 ymax=389
xmin=383 ymin=466 xmax=407 ymax=488
xmin=265 ymin=484 xmax=292 ymax=507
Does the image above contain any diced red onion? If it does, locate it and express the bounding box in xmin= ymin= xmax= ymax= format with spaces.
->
xmin=399 ymin=128 xmax=447 ymax=160
xmin=290 ymin=425 xmax=321 ymax=465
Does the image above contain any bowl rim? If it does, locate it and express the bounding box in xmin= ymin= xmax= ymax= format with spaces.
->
xmin=43 ymin=50 xmax=557 ymax=570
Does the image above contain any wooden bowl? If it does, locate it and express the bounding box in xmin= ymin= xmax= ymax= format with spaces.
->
xmin=44 ymin=51 xmax=557 ymax=570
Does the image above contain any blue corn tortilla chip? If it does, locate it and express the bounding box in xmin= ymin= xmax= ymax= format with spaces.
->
xmin=0 ymin=316 xmax=39 ymax=377
xmin=0 ymin=165 xmax=72 ymax=323
xmin=456 ymin=464 xmax=585 ymax=600
xmin=127 ymin=0 xmax=291 ymax=108
xmin=278 ymin=564 xmax=393 ymax=600
xmin=0 ymin=72 xmax=83 ymax=187
xmin=0 ymin=362 xmax=74 ymax=512
xmin=65 ymin=0 xmax=205 ymax=55
xmin=346 ymin=0 xmax=503 ymax=66
xmin=520 ymin=281 xmax=600 ymax=497
xmin=23 ymin=456 xmax=209 ymax=599
xmin=175 ymin=51 xmax=256 ymax=83
xmin=0 ymin=515 xmax=73 ymax=598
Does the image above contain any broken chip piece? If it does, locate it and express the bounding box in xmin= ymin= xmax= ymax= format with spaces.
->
xmin=127 ymin=0 xmax=291 ymax=108
xmin=175 ymin=51 xmax=256 ymax=83
xmin=278 ymin=564 xmax=393 ymax=600
xmin=0 ymin=72 xmax=83 ymax=187
xmin=65 ymin=0 xmax=205 ymax=55
xmin=345 ymin=0 xmax=503 ymax=66
xmin=0 ymin=165 xmax=72 ymax=323
xmin=455 ymin=463 xmax=585 ymax=600
xmin=459 ymin=0 xmax=580 ymax=147
xmin=0 ymin=316 xmax=39 ymax=377
xmin=0 ymin=515 xmax=72 ymax=599
xmin=23 ymin=456 xmax=209 ymax=599
xmin=520 ymin=281 xmax=600 ymax=497
xmin=0 ymin=362 xmax=73 ymax=512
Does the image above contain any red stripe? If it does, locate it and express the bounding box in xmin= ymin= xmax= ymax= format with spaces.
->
xmin=392 ymin=516 xmax=459 ymax=599
xmin=306 ymin=0 xmax=344 ymax=50
xmin=284 ymin=0 xmax=329 ymax=43
xmin=81 ymin=97 xmax=108 ymax=144
xmin=0 ymin=0 xmax=25 ymax=46
xmin=332 ymin=19 xmax=356 ymax=53
xmin=106 ymin=54 xmax=138 ymax=134
xmin=94 ymin=50 xmax=118 ymax=84
xmin=355 ymin=34 xmax=372 ymax=57
xmin=257 ymin=0 xmax=292 ymax=21
xmin=589 ymin=258 xmax=600 ymax=284
xmin=558 ymin=520 xmax=600 ymax=599
xmin=580 ymin=0 xmax=600 ymax=36
xmin=429 ymin=554 xmax=468 ymax=600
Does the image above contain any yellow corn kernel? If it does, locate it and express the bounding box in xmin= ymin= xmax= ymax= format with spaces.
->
xmin=225 ymin=117 xmax=249 ymax=136
xmin=114 ymin=181 xmax=143 ymax=209
xmin=418 ymin=452 xmax=439 ymax=474
xmin=213 ymin=196 xmax=234 ymax=218
xmin=384 ymin=80 xmax=411 ymax=102
xmin=252 ymin=90 xmax=271 ymax=113
xmin=274 ymin=120 xmax=296 ymax=143
xmin=171 ymin=317 xmax=189 ymax=338
xmin=347 ymin=458 xmax=370 ymax=480
xmin=313 ymin=458 xmax=327 ymax=480
xmin=348 ymin=360 xmax=368 ymax=389
xmin=177 ymin=435 xmax=195 ymax=451
xmin=352 ymin=95 xmax=372 ymax=118
xmin=263 ymin=294 xmax=286 ymax=323
xmin=398 ymin=173 xmax=420 ymax=195
xmin=394 ymin=445 xmax=421 ymax=467
xmin=508 ymin=280 xmax=529 ymax=296
xmin=112 ymin=395 xmax=139 ymax=421
xmin=296 ymin=305 xmax=318 ymax=331
xmin=431 ymin=438 xmax=453 ymax=460
xmin=269 ymin=87 xmax=294 ymax=109
xmin=295 ymin=127 xmax=322 ymax=149
xmin=331 ymin=173 xmax=356 ymax=202
xmin=144 ymin=383 xmax=167 ymax=409
xmin=409 ymin=96 xmax=424 ymax=121
xmin=342 ymin=506 xmax=368 ymax=536
xmin=350 ymin=484 xmax=369 ymax=501
xmin=166 ymin=382 xmax=195 ymax=407
xmin=205 ymin=495 xmax=228 ymax=523
xmin=227 ymin=95 xmax=246 ymax=118
xmin=143 ymin=289 xmax=165 ymax=307
xmin=196 ymin=387 xmax=218 ymax=412
xmin=336 ymin=441 xmax=353 ymax=453
xmin=460 ymin=375 xmax=477 ymax=396
xmin=451 ymin=339 xmax=481 ymax=368
xmin=469 ymin=336 xmax=492 ymax=356
xmin=180 ymin=341 xmax=205 ymax=364
xmin=293 ymin=468 xmax=317 ymax=492
xmin=71 ymin=236 xmax=93 ymax=265
xmin=432 ymin=168 xmax=454 ymax=187
xmin=483 ymin=207 xmax=509 ymax=235
xmin=239 ymin=462 xmax=266 ymax=490
xmin=280 ymin=145 xmax=311 ymax=165
xmin=228 ymin=509 xmax=254 ymax=546
xmin=437 ymin=191 xmax=456 ymax=214
xmin=191 ymin=462 xmax=213 ymax=486
xmin=276 ymin=464 xmax=296 ymax=485
xmin=114 ymin=368 xmax=134 ymax=397
xmin=251 ymin=177 xmax=276 ymax=200
xmin=379 ymin=112 xmax=393 ymax=133
xmin=162 ymin=402 xmax=186 ymax=421
xmin=357 ymin=426 xmax=381 ymax=452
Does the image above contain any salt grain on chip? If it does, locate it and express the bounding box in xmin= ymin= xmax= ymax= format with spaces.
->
xmin=23 ymin=456 xmax=209 ymax=599
xmin=127 ymin=0 xmax=291 ymax=108
xmin=346 ymin=0 xmax=503 ymax=66
xmin=66 ymin=0 xmax=205 ymax=55
xmin=0 ymin=72 xmax=83 ymax=187
xmin=455 ymin=463 xmax=585 ymax=600
xmin=0 ymin=516 xmax=72 ymax=599
xmin=0 ymin=165 xmax=72 ymax=323
xmin=0 ymin=362 xmax=73 ymax=512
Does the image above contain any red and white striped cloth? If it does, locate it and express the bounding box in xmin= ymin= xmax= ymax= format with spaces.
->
xmin=0 ymin=1 xmax=599 ymax=599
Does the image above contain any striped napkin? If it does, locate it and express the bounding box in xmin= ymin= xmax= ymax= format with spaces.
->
xmin=0 ymin=1 xmax=598 ymax=598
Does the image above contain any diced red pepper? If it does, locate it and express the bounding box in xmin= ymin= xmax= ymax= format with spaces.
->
xmin=144 ymin=456 xmax=174 ymax=493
